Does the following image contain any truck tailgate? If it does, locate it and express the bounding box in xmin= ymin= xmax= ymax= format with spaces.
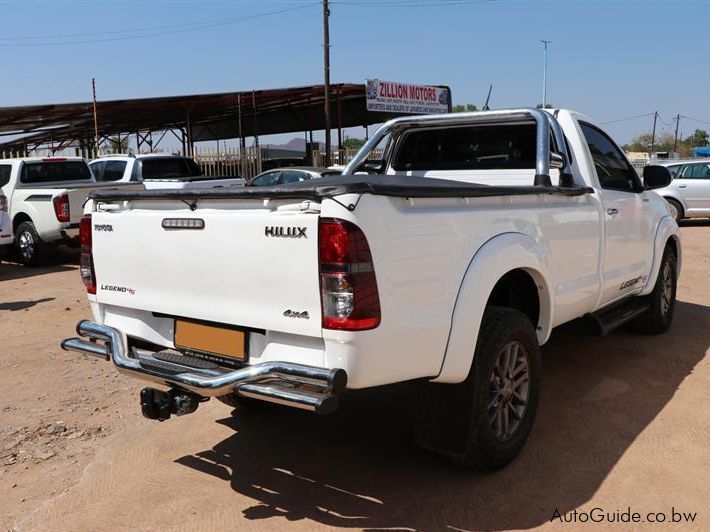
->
xmin=91 ymin=205 xmax=322 ymax=337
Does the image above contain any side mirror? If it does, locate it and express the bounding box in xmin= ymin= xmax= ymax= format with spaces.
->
xmin=643 ymin=165 xmax=672 ymax=189
xmin=358 ymin=159 xmax=384 ymax=174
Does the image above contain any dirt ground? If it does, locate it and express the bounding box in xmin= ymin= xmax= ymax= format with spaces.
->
xmin=1 ymin=224 xmax=709 ymax=532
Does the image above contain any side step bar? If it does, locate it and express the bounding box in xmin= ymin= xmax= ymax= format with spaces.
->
xmin=586 ymin=299 xmax=650 ymax=336
xmin=61 ymin=320 xmax=346 ymax=415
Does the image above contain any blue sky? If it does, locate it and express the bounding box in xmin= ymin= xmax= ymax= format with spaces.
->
xmin=1 ymin=0 xmax=708 ymax=146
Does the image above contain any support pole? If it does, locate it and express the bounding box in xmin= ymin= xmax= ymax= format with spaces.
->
xmin=252 ymin=90 xmax=259 ymax=148
xmin=650 ymin=111 xmax=658 ymax=156
xmin=674 ymin=114 xmax=680 ymax=154
xmin=323 ymin=0 xmax=331 ymax=166
xmin=92 ymin=78 xmax=99 ymax=154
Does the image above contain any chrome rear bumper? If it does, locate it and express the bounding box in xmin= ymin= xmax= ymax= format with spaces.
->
xmin=61 ymin=320 xmax=346 ymax=414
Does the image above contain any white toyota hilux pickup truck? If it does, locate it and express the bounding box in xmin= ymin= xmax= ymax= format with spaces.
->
xmin=89 ymin=154 xmax=245 ymax=189
xmin=62 ymin=109 xmax=680 ymax=470
xmin=0 ymin=157 xmax=141 ymax=266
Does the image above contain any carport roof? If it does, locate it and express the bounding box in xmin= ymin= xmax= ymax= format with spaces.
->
xmin=0 ymin=83 xmax=415 ymax=151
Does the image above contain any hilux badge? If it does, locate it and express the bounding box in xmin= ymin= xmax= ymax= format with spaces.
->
xmin=265 ymin=226 xmax=307 ymax=238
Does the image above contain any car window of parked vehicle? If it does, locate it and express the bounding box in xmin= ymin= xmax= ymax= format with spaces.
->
xmin=102 ymin=160 xmax=127 ymax=181
xmin=184 ymin=158 xmax=202 ymax=177
xmin=579 ymin=122 xmax=640 ymax=192
xmin=665 ymin=164 xmax=682 ymax=178
xmin=89 ymin=161 xmax=106 ymax=181
xmin=680 ymin=163 xmax=710 ymax=179
xmin=281 ymin=170 xmax=309 ymax=184
xmin=141 ymin=158 xmax=193 ymax=179
xmin=250 ymin=171 xmax=281 ymax=186
xmin=0 ymin=164 xmax=11 ymax=187
xmin=391 ymin=123 xmax=539 ymax=171
xmin=20 ymin=161 xmax=92 ymax=184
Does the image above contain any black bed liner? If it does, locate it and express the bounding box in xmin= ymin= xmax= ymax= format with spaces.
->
xmin=90 ymin=174 xmax=593 ymax=201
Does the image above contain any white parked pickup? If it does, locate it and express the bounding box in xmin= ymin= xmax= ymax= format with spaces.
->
xmin=63 ymin=109 xmax=681 ymax=470
xmin=0 ymin=185 xmax=11 ymax=247
xmin=89 ymin=154 xmax=245 ymax=189
xmin=0 ymin=157 xmax=140 ymax=266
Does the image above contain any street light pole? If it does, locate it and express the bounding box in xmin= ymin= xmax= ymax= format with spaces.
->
xmin=541 ymin=40 xmax=551 ymax=108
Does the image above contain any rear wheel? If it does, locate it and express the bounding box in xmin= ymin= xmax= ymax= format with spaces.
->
xmin=15 ymin=221 xmax=49 ymax=266
xmin=416 ymin=306 xmax=541 ymax=471
xmin=665 ymin=198 xmax=683 ymax=223
xmin=630 ymin=246 xmax=677 ymax=334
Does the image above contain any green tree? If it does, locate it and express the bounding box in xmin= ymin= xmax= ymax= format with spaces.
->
xmin=685 ymin=129 xmax=709 ymax=147
xmin=452 ymin=103 xmax=478 ymax=113
xmin=343 ymin=137 xmax=366 ymax=150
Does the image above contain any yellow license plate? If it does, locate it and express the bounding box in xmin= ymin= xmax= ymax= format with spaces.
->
xmin=174 ymin=320 xmax=247 ymax=360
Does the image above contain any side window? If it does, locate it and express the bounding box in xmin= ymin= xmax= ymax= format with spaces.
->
xmin=666 ymin=165 xmax=682 ymax=179
xmin=103 ymin=161 xmax=127 ymax=181
xmin=0 ymin=164 xmax=12 ymax=187
xmin=90 ymin=161 xmax=106 ymax=181
xmin=681 ymin=163 xmax=710 ymax=179
xmin=281 ymin=170 xmax=309 ymax=184
xmin=250 ymin=171 xmax=281 ymax=186
xmin=580 ymin=122 xmax=640 ymax=192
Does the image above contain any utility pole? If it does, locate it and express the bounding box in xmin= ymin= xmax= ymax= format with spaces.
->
xmin=92 ymin=78 xmax=99 ymax=155
xmin=540 ymin=40 xmax=551 ymax=108
xmin=323 ymin=0 xmax=331 ymax=166
xmin=674 ymin=114 xmax=680 ymax=154
xmin=650 ymin=111 xmax=658 ymax=155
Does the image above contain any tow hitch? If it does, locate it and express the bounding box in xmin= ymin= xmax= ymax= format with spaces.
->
xmin=140 ymin=388 xmax=204 ymax=421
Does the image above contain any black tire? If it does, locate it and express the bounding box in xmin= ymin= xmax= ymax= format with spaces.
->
xmin=416 ymin=306 xmax=541 ymax=471
xmin=665 ymin=198 xmax=683 ymax=223
xmin=14 ymin=221 xmax=49 ymax=267
xmin=630 ymin=246 xmax=677 ymax=334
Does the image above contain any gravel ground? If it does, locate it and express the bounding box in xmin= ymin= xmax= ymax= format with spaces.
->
xmin=1 ymin=224 xmax=708 ymax=531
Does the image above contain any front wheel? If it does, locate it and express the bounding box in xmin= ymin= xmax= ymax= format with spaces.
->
xmin=416 ymin=306 xmax=541 ymax=471
xmin=630 ymin=246 xmax=677 ymax=334
xmin=15 ymin=221 xmax=49 ymax=267
xmin=665 ymin=198 xmax=683 ymax=223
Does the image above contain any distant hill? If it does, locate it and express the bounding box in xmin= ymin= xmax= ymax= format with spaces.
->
xmin=264 ymin=138 xmax=322 ymax=152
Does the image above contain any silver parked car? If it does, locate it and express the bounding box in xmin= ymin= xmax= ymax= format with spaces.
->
xmin=648 ymin=158 xmax=710 ymax=221
xmin=246 ymin=167 xmax=341 ymax=187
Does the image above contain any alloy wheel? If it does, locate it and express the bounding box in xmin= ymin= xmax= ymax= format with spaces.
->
xmin=488 ymin=340 xmax=530 ymax=441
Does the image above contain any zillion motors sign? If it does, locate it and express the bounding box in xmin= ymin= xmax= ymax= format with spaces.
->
xmin=366 ymin=79 xmax=452 ymax=114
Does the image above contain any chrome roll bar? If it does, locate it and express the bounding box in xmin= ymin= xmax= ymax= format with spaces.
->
xmin=342 ymin=108 xmax=572 ymax=187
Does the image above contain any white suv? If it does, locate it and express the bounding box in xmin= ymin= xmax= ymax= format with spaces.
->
xmin=651 ymin=158 xmax=710 ymax=221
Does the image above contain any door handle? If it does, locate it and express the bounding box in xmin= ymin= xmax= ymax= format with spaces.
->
xmin=678 ymin=185 xmax=687 ymax=188
xmin=607 ymin=208 xmax=619 ymax=215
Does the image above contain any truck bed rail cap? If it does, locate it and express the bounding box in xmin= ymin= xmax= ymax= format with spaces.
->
xmin=89 ymin=175 xmax=593 ymax=202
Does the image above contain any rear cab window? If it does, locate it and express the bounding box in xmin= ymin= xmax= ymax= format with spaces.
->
xmin=140 ymin=158 xmax=202 ymax=180
xmin=20 ymin=160 xmax=92 ymax=184
xmin=391 ymin=123 xmax=538 ymax=171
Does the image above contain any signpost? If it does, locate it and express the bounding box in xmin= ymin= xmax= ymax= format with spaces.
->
xmin=365 ymin=79 xmax=451 ymax=115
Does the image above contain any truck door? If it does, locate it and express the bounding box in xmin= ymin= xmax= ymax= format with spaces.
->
xmin=674 ymin=162 xmax=710 ymax=215
xmin=578 ymin=122 xmax=656 ymax=306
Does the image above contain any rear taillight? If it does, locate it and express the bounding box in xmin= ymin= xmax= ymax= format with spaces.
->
xmin=80 ymin=214 xmax=96 ymax=294
xmin=53 ymin=194 xmax=70 ymax=222
xmin=319 ymin=218 xmax=380 ymax=330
